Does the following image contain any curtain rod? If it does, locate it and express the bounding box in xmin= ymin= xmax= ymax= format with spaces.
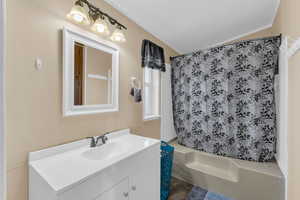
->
xmin=170 ymin=34 xmax=282 ymax=61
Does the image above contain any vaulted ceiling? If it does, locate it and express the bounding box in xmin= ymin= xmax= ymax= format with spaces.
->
xmin=104 ymin=0 xmax=280 ymax=54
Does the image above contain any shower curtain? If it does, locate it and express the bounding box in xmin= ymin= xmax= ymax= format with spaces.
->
xmin=171 ymin=36 xmax=281 ymax=162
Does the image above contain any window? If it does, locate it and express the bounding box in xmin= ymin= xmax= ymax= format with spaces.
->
xmin=143 ymin=67 xmax=160 ymax=120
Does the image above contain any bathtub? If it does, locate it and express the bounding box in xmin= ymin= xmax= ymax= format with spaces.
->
xmin=170 ymin=141 xmax=284 ymax=200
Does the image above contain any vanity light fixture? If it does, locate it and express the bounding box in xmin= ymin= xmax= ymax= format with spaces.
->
xmin=110 ymin=26 xmax=126 ymax=42
xmin=67 ymin=1 xmax=90 ymax=25
xmin=91 ymin=16 xmax=110 ymax=36
xmin=67 ymin=0 xmax=127 ymax=42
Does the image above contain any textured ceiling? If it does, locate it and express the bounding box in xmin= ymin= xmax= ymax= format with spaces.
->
xmin=104 ymin=0 xmax=280 ymax=54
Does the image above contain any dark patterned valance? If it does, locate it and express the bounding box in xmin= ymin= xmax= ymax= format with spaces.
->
xmin=141 ymin=39 xmax=166 ymax=72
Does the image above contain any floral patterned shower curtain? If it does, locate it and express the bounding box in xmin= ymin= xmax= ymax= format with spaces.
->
xmin=171 ymin=36 xmax=281 ymax=162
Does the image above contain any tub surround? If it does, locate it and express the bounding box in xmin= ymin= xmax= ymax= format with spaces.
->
xmin=29 ymin=129 xmax=160 ymax=200
xmin=171 ymin=141 xmax=284 ymax=200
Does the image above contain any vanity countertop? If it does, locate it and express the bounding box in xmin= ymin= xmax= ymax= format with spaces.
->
xmin=29 ymin=129 xmax=160 ymax=194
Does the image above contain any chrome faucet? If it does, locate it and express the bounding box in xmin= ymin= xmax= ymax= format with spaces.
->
xmin=86 ymin=133 xmax=109 ymax=148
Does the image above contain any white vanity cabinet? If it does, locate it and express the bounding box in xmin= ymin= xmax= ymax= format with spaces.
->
xmin=95 ymin=149 xmax=160 ymax=200
xmin=95 ymin=178 xmax=129 ymax=200
xmin=128 ymin=148 xmax=160 ymax=200
xmin=29 ymin=129 xmax=160 ymax=200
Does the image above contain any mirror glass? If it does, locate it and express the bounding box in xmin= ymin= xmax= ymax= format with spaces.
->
xmin=73 ymin=42 xmax=112 ymax=106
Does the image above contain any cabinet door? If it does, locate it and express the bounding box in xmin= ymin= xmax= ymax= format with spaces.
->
xmin=130 ymin=147 xmax=160 ymax=200
xmin=95 ymin=178 xmax=129 ymax=200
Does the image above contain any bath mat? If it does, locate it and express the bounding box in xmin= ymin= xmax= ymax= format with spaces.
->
xmin=205 ymin=192 xmax=233 ymax=200
xmin=186 ymin=186 xmax=207 ymax=200
xmin=186 ymin=186 xmax=233 ymax=200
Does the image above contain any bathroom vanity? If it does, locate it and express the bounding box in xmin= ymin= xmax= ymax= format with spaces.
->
xmin=29 ymin=129 xmax=160 ymax=200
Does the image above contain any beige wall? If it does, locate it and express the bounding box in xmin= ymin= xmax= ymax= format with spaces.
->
xmin=85 ymin=47 xmax=112 ymax=105
xmin=232 ymin=0 xmax=300 ymax=199
xmin=5 ymin=0 xmax=178 ymax=199
xmin=8 ymin=0 xmax=300 ymax=199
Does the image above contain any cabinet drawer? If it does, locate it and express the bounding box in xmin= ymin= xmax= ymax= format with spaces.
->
xmin=95 ymin=178 xmax=129 ymax=200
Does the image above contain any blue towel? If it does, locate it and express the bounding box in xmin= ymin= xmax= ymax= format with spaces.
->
xmin=187 ymin=187 xmax=233 ymax=200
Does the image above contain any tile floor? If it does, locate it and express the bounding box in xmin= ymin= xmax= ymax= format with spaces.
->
xmin=168 ymin=177 xmax=193 ymax=200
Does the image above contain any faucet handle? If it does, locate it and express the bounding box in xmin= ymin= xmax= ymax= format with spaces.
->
xmin=103 ymin=133 xmax=110 ymax=142
xmin=103 ymin=136 xmax=108 ymax=143
xmin=103 ymin=134 xmax=108 ymax=141
xmin=96 ymin=134 xmax=109 ymax=144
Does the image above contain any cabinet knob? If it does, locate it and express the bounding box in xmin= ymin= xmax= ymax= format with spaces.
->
xmin=123 ymin=192 xmax=129 ymax=198
xmin=131 ymin=186 xmax=136 ymax=191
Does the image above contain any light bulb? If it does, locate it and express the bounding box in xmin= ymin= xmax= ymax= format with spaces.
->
xmin=96 ymin=24 xmax=105 ymax=32
xmin=110 ymin=28 xmax=126 ymax=42
xmin=91 ymin=18 xmax=110 ymax=36
xmin=73 ymin=14 xmax=84 ymax=23
xmin=115 ymin=36 xmax=121 ymax=41
xmin=67 ymin=4 xmax=90 ymax=25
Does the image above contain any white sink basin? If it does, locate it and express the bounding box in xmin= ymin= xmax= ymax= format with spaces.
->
xmin=28 ymin=129 xmax=160 ymax=193
xmin=81 ymin=142 xmax=128 ymax=161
